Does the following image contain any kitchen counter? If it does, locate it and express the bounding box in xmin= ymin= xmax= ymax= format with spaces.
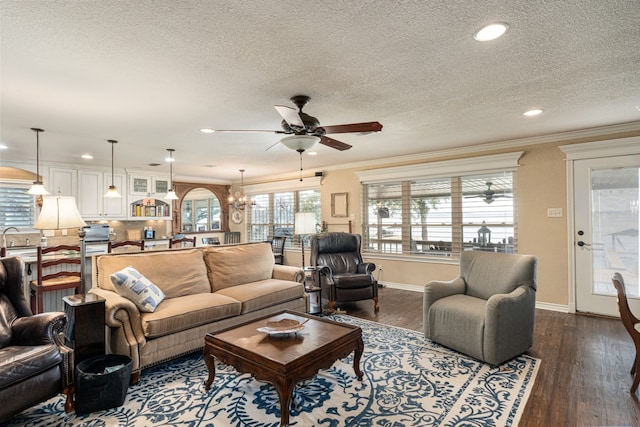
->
xmin=5 ymin=244 xmax=107 ymax=263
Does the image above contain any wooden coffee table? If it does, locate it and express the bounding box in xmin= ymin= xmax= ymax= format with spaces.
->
xmin=203 ymin=310 xmax=364 ymax=426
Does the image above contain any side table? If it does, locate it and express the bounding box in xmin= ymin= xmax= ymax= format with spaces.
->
xmin=303 ymin=266 xmax=322 ymax=314
xmin=63 ymin=294 xmax=106 ymax=365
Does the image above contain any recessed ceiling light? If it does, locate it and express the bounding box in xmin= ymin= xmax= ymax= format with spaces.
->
xmin=0 ymin=144 xmax=8 ymax=150
xmin=474 ymin=23 xmax=509 ymax=41
xmin=81 ymin=154 xmax=93 ymax=159
xmin=307 ymin=151 xmax=318 ymax=156
xmin=523 ymin=109 xmax=543 ymax=117
xmin=200 ymin=128 xmax=215 ymax=133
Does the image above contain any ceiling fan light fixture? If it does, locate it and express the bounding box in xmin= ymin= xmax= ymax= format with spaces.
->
xmin=280 ymin=135 xmax=320 ymax=152
xmin=474 ymin=23 xmax=509 ymax=41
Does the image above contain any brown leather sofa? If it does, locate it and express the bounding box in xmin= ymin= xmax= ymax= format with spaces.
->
xmin=0 ymin=256 xmax=74 ymax=421
xmin=310 ymin=232 xmax=379 ymax=313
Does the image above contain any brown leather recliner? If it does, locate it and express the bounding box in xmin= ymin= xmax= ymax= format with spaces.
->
xmin=0 ymin=256 xmax=74 ymax=421
xmin=310 ymin=232 xmax=379 ymax=313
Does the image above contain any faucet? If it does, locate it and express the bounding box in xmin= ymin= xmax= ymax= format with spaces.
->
xmin=2 ymin=227 xmax=19 ymax=248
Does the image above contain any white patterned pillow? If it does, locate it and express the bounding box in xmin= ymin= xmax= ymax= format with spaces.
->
xmin=110 ymin=266 xmax=165 ymax=312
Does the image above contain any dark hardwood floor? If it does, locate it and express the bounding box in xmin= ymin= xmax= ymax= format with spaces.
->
xmin=338 ymin=286 xmax=640 ymax=427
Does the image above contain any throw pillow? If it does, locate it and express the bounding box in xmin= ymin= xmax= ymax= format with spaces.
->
xmin=110 ymin=266 xmax=165 ymax=312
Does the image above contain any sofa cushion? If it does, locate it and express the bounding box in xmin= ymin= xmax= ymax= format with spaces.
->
xmin=111 ymin=266 xmax=166 ymax=313
xmin=96 ymin=249 xmax=210 ymax=298
xmin=215 ymin=279 xmax=304 ymax=314
xmin=203 ymin=243 xmax=274 ymax=292
xmin=140 ymin=293 xmax=242 ymax=338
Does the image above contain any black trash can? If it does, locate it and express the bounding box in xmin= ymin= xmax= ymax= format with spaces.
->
xmin=75 ymin=354 xmax=133 ymax=414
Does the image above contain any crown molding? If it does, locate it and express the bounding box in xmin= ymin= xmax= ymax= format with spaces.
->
xmin=325 ymin=121 xmax=640 ymax=173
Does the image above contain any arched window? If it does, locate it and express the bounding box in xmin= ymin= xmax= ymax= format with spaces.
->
xmin=172 ymin=182 xmax=229 ymax=234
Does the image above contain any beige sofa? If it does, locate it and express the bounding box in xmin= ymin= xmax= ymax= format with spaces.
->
xmin=90 ymin=243 xmax=307 ymax=383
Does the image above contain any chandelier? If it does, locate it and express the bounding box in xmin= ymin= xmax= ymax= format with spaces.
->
xmin=228 ymin=169 xmax=250 ymax=210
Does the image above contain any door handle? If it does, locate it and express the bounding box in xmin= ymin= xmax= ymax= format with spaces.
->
xmin=577 ymin=241 xmax=591 ymax=247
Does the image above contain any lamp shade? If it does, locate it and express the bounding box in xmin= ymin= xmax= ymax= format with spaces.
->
xmin=280 ymin=135 xmax=320 ymax=152
xmin=34 ymin=196 xmax=87 ymax=230
xmin=104 ymin=185 xmax=121 ymax=198
xmin=295 ymin=212 xmax=316 ymax=235
xmin=26 ymin=182 xmax=50 ymax=195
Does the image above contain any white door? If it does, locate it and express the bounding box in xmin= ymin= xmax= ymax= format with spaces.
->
xmin=574 ymin=155 xmax=639 ymax=316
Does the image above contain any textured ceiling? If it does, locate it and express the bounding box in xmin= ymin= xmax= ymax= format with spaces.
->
xmin=1 ymin=0 xmax=639 ymax=183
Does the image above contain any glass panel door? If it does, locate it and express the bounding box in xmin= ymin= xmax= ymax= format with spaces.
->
xmin=575 ymin=157 xmax=639 ymax=316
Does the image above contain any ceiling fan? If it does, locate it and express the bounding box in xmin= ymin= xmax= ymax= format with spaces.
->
xmin=465 ymin=182 xmax=512 ymax=204
xmin=207 ymin=95 xmax=383 ymax=151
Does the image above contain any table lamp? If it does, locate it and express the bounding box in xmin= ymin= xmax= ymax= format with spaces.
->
xmin=294 ymin=212 xmax=316 ymax=269
xmin=34 ymin=195 xmax=88 ymax=288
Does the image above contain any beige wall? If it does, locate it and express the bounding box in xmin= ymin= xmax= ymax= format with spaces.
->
xmin=314 ymin=129 xmax=640 ymax=308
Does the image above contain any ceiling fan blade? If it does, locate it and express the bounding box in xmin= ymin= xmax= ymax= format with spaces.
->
xmin=322 ymin=121 xmax=383 ymax=134
xmin=320 ymin=136 xmax=352 ymax=151
xmin=274 ymin=105 xmax=304 ymax=128
xmin=265 ymin=140 xmax=281 ymax=151
xmin=208 ymin=129 xmax=285 ymax=133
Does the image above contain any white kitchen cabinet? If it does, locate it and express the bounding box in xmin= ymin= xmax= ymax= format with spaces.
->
xmin=129 ymin=174 xmax=169 ymax=197
xmin=49 ymin=167 xmax=77 ymax=197
xmin=78 ymin=170 xmax=127 ymax=219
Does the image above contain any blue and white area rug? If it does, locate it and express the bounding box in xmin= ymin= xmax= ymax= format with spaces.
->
xmin=2 ymin=315 xmax=539 ymax=427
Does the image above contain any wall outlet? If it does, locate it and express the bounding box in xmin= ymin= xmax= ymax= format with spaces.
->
xmin=61 ymin=228 xmax=68 ymax=236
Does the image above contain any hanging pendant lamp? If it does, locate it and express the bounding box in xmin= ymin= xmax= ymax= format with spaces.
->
xmin=165 ymin=148 xmax=178 ymax=200
xmin=26 ymin=128 xmax=50 ymax=195
xmin=104 ymin=139 xmax=121 ymax=198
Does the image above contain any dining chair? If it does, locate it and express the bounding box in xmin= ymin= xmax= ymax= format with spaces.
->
xmin=271 ymin=236 xmax=286 ymax=265
xmin=224 ymin=231 xmax=241 ymax=244
xmin=108 ymin=240 xmax=145 ymax=253
xmin=612 ymin=272 xmax=640 ymax=393
xmin=30 ymin=244 xmax=83 ymax=314
xmin=169 ymin=236 xmax=196 ymax=248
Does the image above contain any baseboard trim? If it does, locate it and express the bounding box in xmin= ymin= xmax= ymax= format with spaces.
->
xmin=381 ymin=282 xmax=570 ymax=313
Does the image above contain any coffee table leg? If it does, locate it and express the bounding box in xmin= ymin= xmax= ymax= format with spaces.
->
xmin=353 ymin=336 xmax=364 ymax=381
xmin=274 ymin=378 xmax=295 ymax=427
xmin=203 ymin=346 xmax=216 ymax=390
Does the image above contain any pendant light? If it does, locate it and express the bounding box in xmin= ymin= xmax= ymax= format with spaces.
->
xmin=26 ymin=128 xmax=50 ymax=195
xmin=104 ymin=139 xmax=121 ymax=198
xmin=164 ymin=148 xmax=178 ymax=200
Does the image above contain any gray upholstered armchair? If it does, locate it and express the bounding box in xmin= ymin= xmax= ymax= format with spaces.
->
xmin=0 ymin=256 xmax=74 ymax=421
xmin=423 ymin=251 xmax=537 ymax=365
xmin=310 ymin=232 xmax=379 ymax=313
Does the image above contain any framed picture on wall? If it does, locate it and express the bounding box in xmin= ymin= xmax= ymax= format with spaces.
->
xmin=331 ymin=192 xmax=348 ymax=217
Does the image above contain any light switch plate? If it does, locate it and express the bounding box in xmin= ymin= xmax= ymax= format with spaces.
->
xmin=547 ymin=208 xmax=563 ymax=217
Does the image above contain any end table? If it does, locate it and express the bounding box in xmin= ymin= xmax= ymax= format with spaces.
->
xmin=303 ymin=266 xmax=322 ymax=314
xmin=63 ymin=294 xmax=106 ymax=364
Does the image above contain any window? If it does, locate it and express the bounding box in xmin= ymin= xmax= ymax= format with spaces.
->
xmin=247 ymin=189 xmax=320 ymax=245
xmin=358 ymin=153 xmax=521 ymax=258
xmin=363 ymin=173 xmax=514 ymax=257
xmin=0 ymin=183 xmax=37 ymax=229
xmin=180 ymin=189 xmax=221 ymax=232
